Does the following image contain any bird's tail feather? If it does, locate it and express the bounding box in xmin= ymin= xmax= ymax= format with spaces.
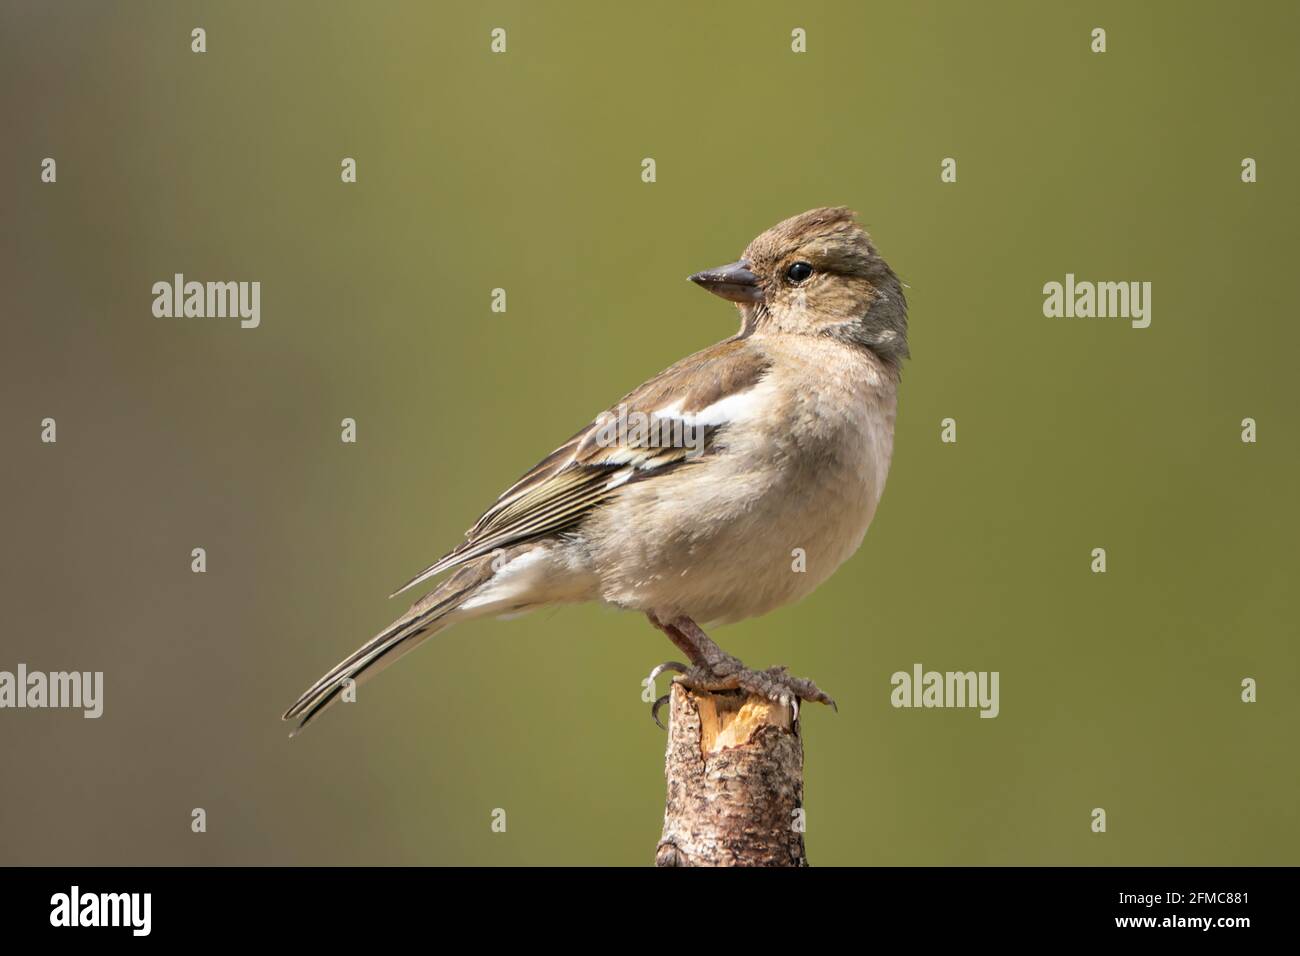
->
xmin=282 ymin=561 xmax=495 ymax=735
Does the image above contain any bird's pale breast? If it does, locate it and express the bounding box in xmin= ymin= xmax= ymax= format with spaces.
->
xmin=581 ymin=337 xmax=898 ymax=626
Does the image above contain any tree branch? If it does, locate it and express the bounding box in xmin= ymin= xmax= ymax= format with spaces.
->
xmin=656 ymin=683 xmax=807 ymax=866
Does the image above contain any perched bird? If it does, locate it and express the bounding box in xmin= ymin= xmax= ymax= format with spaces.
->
xmin=284 ymin=206 xmax=908 ymax=734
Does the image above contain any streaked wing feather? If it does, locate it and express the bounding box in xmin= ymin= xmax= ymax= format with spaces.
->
xmin=390 ymin=338 xmax=770 ymax=597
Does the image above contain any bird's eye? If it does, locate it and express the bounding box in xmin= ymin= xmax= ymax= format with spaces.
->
xmin=786 ymin=261 xmax=813 ymax=283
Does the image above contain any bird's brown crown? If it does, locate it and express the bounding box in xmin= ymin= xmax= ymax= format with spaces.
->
xmin=741 ymin=207 xmax=908 ymax=367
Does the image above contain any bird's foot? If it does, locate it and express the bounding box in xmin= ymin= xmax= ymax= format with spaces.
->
xmin=679 ymin=657 xmax=838 ymax=715
xmin=645 ymin=655 xmax=836 ymax=727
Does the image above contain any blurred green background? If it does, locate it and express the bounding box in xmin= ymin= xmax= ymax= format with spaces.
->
xmin=1 ymin=0 xmax=1296 ymax=866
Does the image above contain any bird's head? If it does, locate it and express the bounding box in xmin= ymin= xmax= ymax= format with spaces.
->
xmin=689 ymin=206 xmax=908 ymax=367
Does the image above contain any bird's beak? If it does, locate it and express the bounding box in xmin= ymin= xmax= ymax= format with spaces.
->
xmin=688 ymin=260 xmax=763 ymax=304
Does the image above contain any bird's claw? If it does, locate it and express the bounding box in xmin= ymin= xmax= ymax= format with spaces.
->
xmin=652 ymin=694 xmax=671 ymax=729
xmin=644 ymin=658 xmax=836 ymax=728
xmin=645 ymin=661 xmax=688 ymax=728
xmin=648 ymin=660 xmax=688 ymax=683
xmin=673 ymin=660 xmax=837 ymax=715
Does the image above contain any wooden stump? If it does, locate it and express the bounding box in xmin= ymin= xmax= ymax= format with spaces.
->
xmin=656 ymin=683 xmax=807 ymax=866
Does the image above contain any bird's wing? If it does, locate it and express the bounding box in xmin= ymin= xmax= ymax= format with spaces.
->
xmin=390 ymin=337 xmax=772 ymax=597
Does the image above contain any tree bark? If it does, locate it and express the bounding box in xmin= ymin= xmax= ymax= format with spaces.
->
xmin=655 ymin=683 xmax=807 ymax=866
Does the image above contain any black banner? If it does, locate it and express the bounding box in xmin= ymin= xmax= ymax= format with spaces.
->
xmin=0 ymin=867 xmax=1280 ymax=940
